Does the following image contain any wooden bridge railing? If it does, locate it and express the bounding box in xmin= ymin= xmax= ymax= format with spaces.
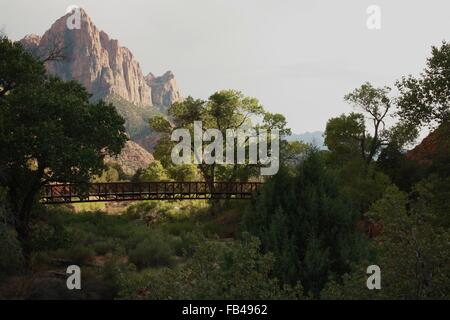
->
xmin=41 ymin=181 xmax=264 ymax=204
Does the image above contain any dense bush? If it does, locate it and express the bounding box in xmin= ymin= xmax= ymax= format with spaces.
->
xmin=119 ymin=235 xmax=304 ymax=300
xmin=322 ymin=184 xmax=450 ymax=299
xmin=242 ymin=149 xmax=368 ymax=297
xmin=128 ymin=230 xmax=175 ymax=268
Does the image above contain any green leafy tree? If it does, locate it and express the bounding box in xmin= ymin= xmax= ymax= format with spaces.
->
xmin=138 ymin=161 xmax=170 ymax=182
xmin=242 ymin=149 xmax=368 ymax=297
xmin=322 ymin=184 xmax=450 ymax=299
xmin=325 ymin=82 xmax=417 ymax=165
xmin=397 ymin=41 xmax=450 ymax=128
xmin=324 ymin=83 xmax=415 ymax=212
xmin=167 ymin=164 xmax=198 ymax=181
xmin=0 ymin=38 xmax=127 ymax=266
xmin=92 ymin=165 xmax=120 ymax=183
xmin=324 ymin=113 xmax=366 ymax=164
xmin=150 ymin=90 xmax=290 ymax=184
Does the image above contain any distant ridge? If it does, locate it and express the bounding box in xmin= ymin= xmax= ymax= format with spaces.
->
xmin=286 ymin=131 xmax=326 ymax=149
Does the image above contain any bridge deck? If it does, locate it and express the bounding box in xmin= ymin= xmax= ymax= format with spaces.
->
xmin=41 ymin=181 xmax=263 ymax=204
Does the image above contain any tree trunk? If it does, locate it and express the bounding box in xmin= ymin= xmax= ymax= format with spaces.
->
xmin=11 ymin=182 xmax=40 ymax=271
xmin=16 ymin=216 xmax=32 ymax=270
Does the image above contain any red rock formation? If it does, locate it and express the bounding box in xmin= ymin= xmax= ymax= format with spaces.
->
xmin=20 ymin=8 xmax=152 ymax=107
xmin=19 ymin=8 xmax=183 ymax=153
xmin=145 ymin=71 xmax=182 ymax=111
xmin=105 ymin=140 xmax=154 ymax=176
xmin=405 ymin=131 xmax=438 ymax=165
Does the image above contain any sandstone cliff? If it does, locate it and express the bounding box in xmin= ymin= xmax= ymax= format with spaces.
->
xmin=145 ymin=71 xmax=182 ymax=111
xmin=20 ymin=8 xmax=151 ymax=107
xmin=19 ymin=8 xmax=182 ymax=154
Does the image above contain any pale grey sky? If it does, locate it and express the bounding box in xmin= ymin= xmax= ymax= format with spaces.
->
xmin=1 ymin=0 xmax=450 ymax=133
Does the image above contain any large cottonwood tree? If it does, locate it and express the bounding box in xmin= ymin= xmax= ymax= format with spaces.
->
xmin=0 ymin=37 xmax=127 ymax=266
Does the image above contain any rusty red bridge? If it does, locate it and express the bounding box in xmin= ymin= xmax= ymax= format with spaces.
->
xmin=41 ymin=181 xmax=264 ymax=204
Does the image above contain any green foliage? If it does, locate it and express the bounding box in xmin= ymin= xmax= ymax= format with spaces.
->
xmin=119 ymin=235 xmax=304 ymax=300
xmin=242 ymin=149 xmax=368 ymax=297
xmin=324 ymin=113 xmax=366 ymax=163
xmin=331 ymin=158 xmax=391 ymax=212
xmin=1 ymin=75 xmax=127 ymax=183
xmin=376 ymin=145 xmax=426 ymax=192
xmin=323 ymin=184 xmax=450 ymax=299
xmin=0 ymin=38 xmax=45 ymax=97
xmin=54 ymin=245 xmax=96 ymax=265
xmin=281 ymin=140 xmax=310 ymax=167
xmin=397 ymin=41 xmax=450 ymax=127
xmin=149 ymin=90 xmax=290 ymax=183
xmin=167 ymin=164 xmax=198 ymax=181
xmin=128 ymin=229 xmax=175 ymax=269
xmin=325 ymin=82 xmax=417 ymax=165
xmin=92 ymin=165 xmax=120 ymax=183
xmin=0 ymin=37 xmax=127 ymax=265
xmin=134 ymin=161 xmax=170 ymax=182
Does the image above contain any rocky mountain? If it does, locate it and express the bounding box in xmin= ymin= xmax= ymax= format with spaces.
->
xmin=145 ymin=71 xmax=181 ymax=111
xmin=105 ymin=140 xmax=154 ymax=176
xmin=20 ymin=8 xmax=151 ymax=106
xmin=17 ymin=7 xmax=186 ymax=176
xmin=19 ymin=8 xmax=181 ymax=147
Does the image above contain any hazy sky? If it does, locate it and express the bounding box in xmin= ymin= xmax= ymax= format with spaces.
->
xmin=1 ymin=0 xmax=450 ymax=133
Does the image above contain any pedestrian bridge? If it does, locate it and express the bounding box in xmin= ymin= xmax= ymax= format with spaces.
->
xmin=41 ymin=181 xmax=264 ymax=204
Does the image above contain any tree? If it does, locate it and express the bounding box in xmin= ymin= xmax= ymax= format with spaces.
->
xmin=242 ymin=149 xmax=368 ymax=297
xmin=324 ymin=113 xmax=366 ymax=164
xmin=325 ymin=82 xmax=417 ymax=165
xmin=167 ymin=164 xmax=198 ymax=181
xmin=0 ymin=38 xmax=127 ymax=266
xmin=138 ymin=161 xmax=169 ymax=182
xmin=322 ymin=185 xmax=450 ymax=299
xmin=397 ymin=41 xmax=450 ymax=128
xmin=150 ymin=90 xmax=290 ymax=184
xmin=324 ymin=83 xmax=416 ymax=212
xmin=92 ymin=165 xmax=120 ymax=183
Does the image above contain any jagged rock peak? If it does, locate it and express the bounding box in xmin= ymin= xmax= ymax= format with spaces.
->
xmin=20 ymin=8 xmax=152 ymax=107
xmin=145 ymin=70 xmax=181 ymax=111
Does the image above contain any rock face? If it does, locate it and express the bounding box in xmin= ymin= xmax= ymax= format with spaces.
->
xmin=105 ymin=140 xmax=154 ymax=176
xmin=20 ymin=8 xmax=151 ymax=106
xmin=405 ymin=124 xmax=450 ymax=165
xmin=19 ymin=8 xmax=183 ymax=155
xmin=19 ymin=34 xmax=41 ymax=52
xmin=145 ymin=71 xmax=181 ymax=111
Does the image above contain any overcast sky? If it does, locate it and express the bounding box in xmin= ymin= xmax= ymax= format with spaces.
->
xmin=1 ymin=0 xmax=450 ymax=133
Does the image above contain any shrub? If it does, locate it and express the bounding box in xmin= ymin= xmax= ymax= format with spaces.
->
xmin=92 ymin=238 xmax=120 ymax=255
xmin=54 ymin=246 xmax=95 ymax=265
xmin=128 ymin=231 xmax=174 ymax=268
xmin=120 ymin=235 xmax=305 ymax=300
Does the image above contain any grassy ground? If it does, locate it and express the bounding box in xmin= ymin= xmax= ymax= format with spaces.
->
xmin=0 ymin=199 xmax=249 ymax=299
